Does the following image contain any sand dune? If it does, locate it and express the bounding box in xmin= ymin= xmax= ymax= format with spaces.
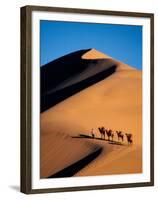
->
xmin=41 ymin=49 xmax=117 ymax=112
xmin=40 ymin=49 xmax=142 ymax=178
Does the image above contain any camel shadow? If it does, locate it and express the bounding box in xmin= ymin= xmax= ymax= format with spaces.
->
xmin=108 ymin=141 xmax=126 ymax=146
xmin=72 ymin=134 xmax=124 ymax=146
xmin=72 ymin=134 xmax=108 ymax=141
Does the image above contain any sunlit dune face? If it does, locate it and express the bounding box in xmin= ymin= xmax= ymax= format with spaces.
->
xmin=82 ymin=48 xmax=111 ymax=60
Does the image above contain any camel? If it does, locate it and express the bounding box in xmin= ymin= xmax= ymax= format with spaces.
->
xmin=105 ymin=129 xmax=113 ymax=141
xmin=111 ymin=132 xmax=114 ymax=141
xmin=116 ymin=131 xmax=124 ymax=142
xmin=125 ymin=133 xmax=133 ymax=145
xmin=98 ymin=127 xmax=106 ymax=140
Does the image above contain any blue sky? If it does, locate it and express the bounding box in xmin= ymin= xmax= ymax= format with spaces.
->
xmin=40 ymin=20 xmax=142 ymax=70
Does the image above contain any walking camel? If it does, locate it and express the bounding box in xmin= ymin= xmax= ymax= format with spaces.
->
xmin=105 ymin=129 xmax=113 ymax=141
xmin=116 ymin=131 xmax=124 ymax=142
xmin=125 ymin=133 xmax=133 ymax=145
xmin=98 ymin=127 xmax=106 ymax=140
xmin=111 ymin=132 xmax=114 ymax=141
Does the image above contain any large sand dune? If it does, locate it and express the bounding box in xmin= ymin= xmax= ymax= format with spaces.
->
xmin=41 ymin=49 xmax=117 ymax=112
xmin=40 ymin=49 xmax=142 ymax=178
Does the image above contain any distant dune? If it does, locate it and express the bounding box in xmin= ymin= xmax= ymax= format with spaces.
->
xmin=40 ymin=49 xmax=142 ymax=178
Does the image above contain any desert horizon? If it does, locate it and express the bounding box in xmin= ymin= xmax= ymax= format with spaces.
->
xmin=40 ymin=48 xmax=142 ymax=178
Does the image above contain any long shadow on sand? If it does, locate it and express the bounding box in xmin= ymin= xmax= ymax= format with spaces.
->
xmin=72 ymin=134 xmax=126 ymax=146
xmin=47 ymin=146 xmax=102 ymax=178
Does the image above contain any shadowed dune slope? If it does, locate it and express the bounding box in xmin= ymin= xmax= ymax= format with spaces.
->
xmin=41 ymin=132 xmax=102 ymax=178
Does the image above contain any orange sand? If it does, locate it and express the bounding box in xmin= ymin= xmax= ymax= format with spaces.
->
xmin=41 ymin=49 xmax=142 ymax=178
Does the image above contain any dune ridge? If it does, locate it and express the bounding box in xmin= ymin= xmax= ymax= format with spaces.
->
xmin=41 ymin=48 xmax=136 ymax=112
xmin=82 ymin=48 xmax=110 ymax=59
xmin=41 ymin=132 xmax=102 ymax=178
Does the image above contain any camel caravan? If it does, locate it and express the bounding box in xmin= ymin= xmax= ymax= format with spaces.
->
xmin=91 ymin=127 xmax=133 ymax=145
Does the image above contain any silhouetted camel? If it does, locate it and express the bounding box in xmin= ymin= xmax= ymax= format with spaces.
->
xmin=116 ymin=131 xmax=124 ymax=142
xmin=125 ymin=133 xmax=133 ymax=145
xmin=98 ymin=127 xmax=106 ymax=140
xmin=111 ymin=132 xmax=114 ymax=141
xmin=105 ymin=129 xmax=113 ymax=141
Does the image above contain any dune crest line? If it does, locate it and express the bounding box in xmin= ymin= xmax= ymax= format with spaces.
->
xmin=47 ymin=146 xmax=102 ymax=178
xmin=41 ymin=49 xmax=118 ymax=112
